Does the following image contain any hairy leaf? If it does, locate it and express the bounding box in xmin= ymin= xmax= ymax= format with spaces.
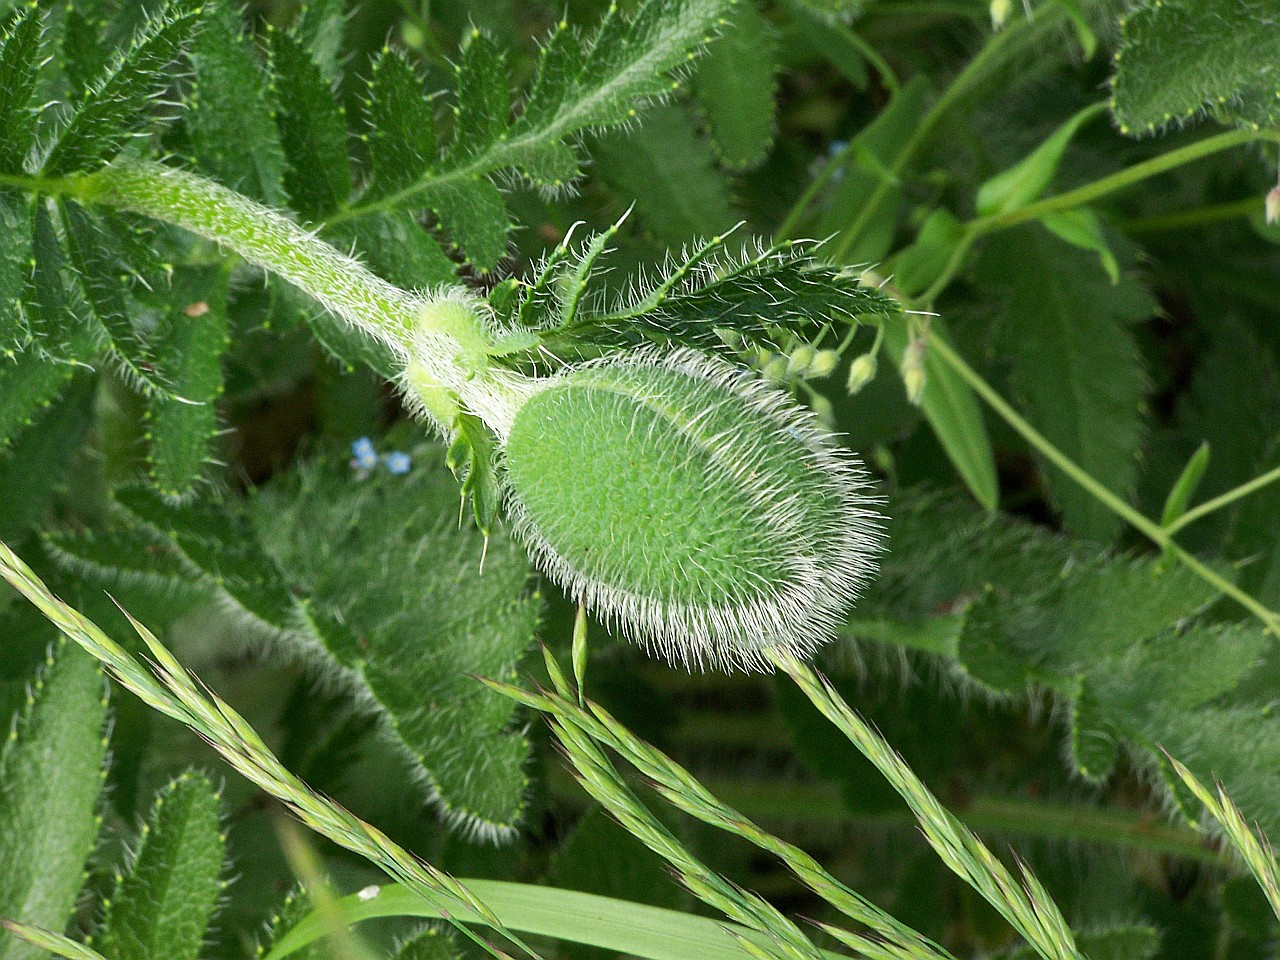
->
xmin=593 ymin=102 xmax=736 ymax=244
xmin=393 ymin=925 xmax=467 ymax=960
xmin=360 ymin=49 xmax=437 ymax=202
xmin=97 ymin=774 xmax=225 ymax=960
xmin=0 ymin=193 xmax=31 ymax=353
xmin=423 ymin=178 xmax=509 ymax=272
xmin=448 ymin=29 xmax=509 ymax=164
xmin=269 ymin=26 xmax=350 ymax=222
xmin=1110 ymin=0 xmax=1280 ymax=134
xmin=144 ymin=265 xmax=230 ymax=497
xmin=325 ymin=212 xmax=455 ymax=292
xmin=693 ymin=1 xmax=777 ymax=170
xmin=0 ymin=640 xmax=107 ymax=960
xmin=0 ymin=6 xmax=42 ymax=175
xmin=187 ymin=5 xmax=285 ymax=204
xmin=43 ymin=0 xmax=202 ymax=175
xmin=249 ymin=448 xmax=540 ymax=840
xmin=977 ymin=229 xmax=1152 ymax=541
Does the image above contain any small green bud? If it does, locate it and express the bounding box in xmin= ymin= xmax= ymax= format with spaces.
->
xmin=786 ymin=345 xmax=816 ymax=377
xmin=901 ymin=336 xmax=927 ymax=406
xmin=808 ymin=350 xmax=840 ymax=378
xmin=810 ymin=393 xmax=835 ymax=429
xmin=846 ymin=353 xmax=878 ymax=394
xmin=990 ymin=0 xmax=1013 ymax=29
xmin=501 ymin=349 xmax=882 ymax=671
xmin=761 ymin=355 xmax=788 ymax=381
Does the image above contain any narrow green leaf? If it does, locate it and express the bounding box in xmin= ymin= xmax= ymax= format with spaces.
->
xmin=693 ymin=2 xmax=777 ymax=170
xmin=97 ymin=774 xmax=224 ymax=960
xmin=1110 ymin=0 xmax=1280 ymax=134
xmin=44 ymin=0 xmax=202 ymax=174
xmin=187 ymin=5 xmax=285 ymax=205
xmin=977 ymin=229 xmax=1152 ymax=540
xmin=0 ymin=640 xmax=108 ymax=960
xmin=361 ymin=49 xmax=436 ymax=201
xmin=1039 ymin=208 xmax=1119 ymax=285
xmin=250 ymin=449 xmax=540 ymax=840
xmin=423 ymin=178 xmax=509 ymax=273
xmin=593 ymin=103 xmax=736 ymax=244
xmin=884 ymin=319 xmax=999 ymax=512
xmin=0 ymin=6 xmax=43 ymax=174
xmin=269 ymin=27 xmax=350 ymax=222
xmin=1160 ymin=441 xmax=1211 ymax=528
xmin=145 ymin=265 xmax=230 ymax=497
xmin=818 ymin=77 xmax=928 ymax=263
xmin=889 ymin=209 xmax=964 ymax=297
xmin=448 ymin=29 xmax=509 ymax=163
xmin=975 ymin=102 xmax=1106 ymax=216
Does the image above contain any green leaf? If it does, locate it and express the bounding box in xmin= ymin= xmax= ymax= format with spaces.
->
xmin=448 ymin=29 xmax=509 ymax=164
xmin=1038 ymin=208 xmax=1119 ymax=285
xmin=60 ymin=202 xmax=173 ymax=398
xmin=447 ymin=413 xmax=500 ymax=538
xmin=423 ymin=178 xmax=509 ymax=273
xmin=0 ymin=372 xmax=95 ymax=541
xmin=145 ymin=265 xmax=230 ymax=497
xmin=324 ymin=212 xmax=455 ymax=293
xmin=0 ymin=193 xmax=31 ymax=353
xmin=393 ymin=925 xmax=468 ymax=960
xmin=97 ymin=774 xmax=225 ymax=960
xmin=43 ymin=0 xmax=202 ymax=174
xmin=693 ymin=2 xmax=777 ymax=170
xmin=1160 ymin=441 xmax=1211 ymax=529
xmin=113 ymin=485 xmax=299 ymax=632
xmin=360 ymin=49 xmax=437 ymax=202
xmin=975 ymin=102 xmax=1106 ymax=216
xmin=250 ymin=448 xmax=540 ymax=840
xmin=0 ymin=640 xmax=108 ymax=960
xmin=294 ymin=0 xmax=345 ymax=83
xmin=889 ymin=209 xmax=964 ymax=298
xmin=0 ymin=6 xmax=43 ymax=175
xmin=817 ymin=76 xmax=928 ymax=263
xmin=258 ymin=889 xmax=325 ymax=960
xmin=1110 ymin=0 xmax=1280 ymax=134
xmin=884 ymin=319 xmax=999 ymax=512
xmin=977 ymin=229 xmax=1152 ymax=540
xmin=593 ymin=103 xmax=736 ymax=244
xmin=269 ymin=27 xmax=350 ymax=222
xmin=44 ymin=525 xmax=208 ymax=597
xmin=187 ymin=5 xmax=285 ymax=205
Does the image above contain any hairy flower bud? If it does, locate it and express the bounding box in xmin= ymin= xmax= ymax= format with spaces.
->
xmin=846 ymin=353 xmax=878 ymax=394
xmin=500 ymin=349 xmax=882 ymax=671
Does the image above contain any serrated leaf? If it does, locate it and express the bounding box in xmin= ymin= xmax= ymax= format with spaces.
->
xmin=43 ymin=0 xmax=202 ymax=175
xmin=0 ymin=6 xmax=43 ymax=174
xmin=295 ymin=0 xmax=344 ymax=83
xmin=884 ymin=319 xmax=999 ymax=512
xmin=250 ymin=448 xmax=539 ymax=839
xmin=0 ymin=193 xmax=31 ymax=353
xmin=0 ymin=372 xmax=95 ymax=541
xmin=423 ymin=178 xmax=509 ymax=272
xmin=60 ymin=201 xmax=173 ymax=397
xmin=97 ymin=774 xmax=225 ymax=960
xmin=1110 ymin=0 xmax=1280 ymax=134
xmin=306 ymin=306 xmax=399 ymax=380
xmin=145 ymin=265 xmax=230 ymax=497
xmin=0 ymin=640 xmax=107 ymax=960
xmin=0 ymin=349 xmax=80 ymax=448
xmin=448 ymin=29 xmax=508 ymax=164
xmin=187 ymin=5 xmax=285 ymax=205
xmin=978 ymin=229 xmax=1152 ymax=540
xmin=361 ymin=49 xmax=436 ymax=201
xmin=44 ymin=525 xmax=206 ymax=595
xmin=693 ymin=2 xmax=777 ymax=171
xmin=976 ymin=102 xmax=1106 ymax=216
xmin=113 ymin=485 xmax=298 ymax=632
xmin=530 ymin=230 xmax=898 ymax=357
xmin=593 ymin=102 xmax=736 ymax=244
xmin=269 ymin=27 xmax=350 ymax=222
xmin=257 ymin=888 xmax=325 ymax=960
xmin=393 ymin=925 xmax=467 ymax=960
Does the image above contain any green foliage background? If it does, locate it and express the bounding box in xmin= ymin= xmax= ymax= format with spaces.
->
xmin=2 ymin=0 xmax=1280 ymax=959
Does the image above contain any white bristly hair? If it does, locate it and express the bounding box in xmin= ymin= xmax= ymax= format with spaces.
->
xmin=498 ymin=347 xmax=885 ymax=673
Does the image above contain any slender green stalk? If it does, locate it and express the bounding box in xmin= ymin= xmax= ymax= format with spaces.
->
xmin=2 ymin=921 xmax=110 ymax=960
xmin=1121 ymin=196 xmax=1263 ymax=234
xmin=830 ymin=5 xmax=1063 ymax=261
xmin=1164 ymin=463 xmax=1280 ymax=535
xmin=772 ymin=652 xmax=1085 ymax=960
xmin=926 ymin=335 xmax=1280 ymax=635
xmin=0 ymin=542 xmax=533 ymax=960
